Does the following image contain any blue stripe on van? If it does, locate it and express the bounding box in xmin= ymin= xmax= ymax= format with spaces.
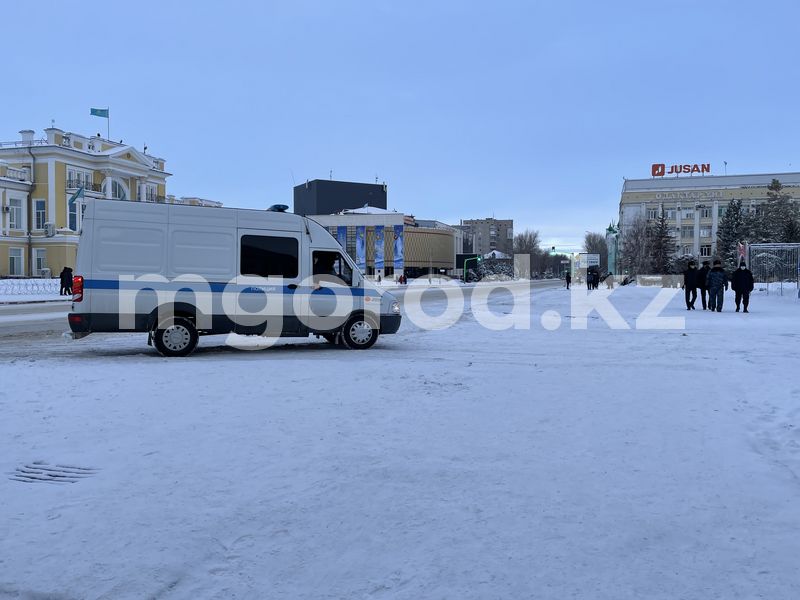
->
xmin=82 ymin=279 xmax=379 ymax=297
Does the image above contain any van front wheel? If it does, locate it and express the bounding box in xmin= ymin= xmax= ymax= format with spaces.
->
xmin=341 ymin=314 xmax=378 ymax=350
xmin=153 ymin=318 xmax=199 ymax=357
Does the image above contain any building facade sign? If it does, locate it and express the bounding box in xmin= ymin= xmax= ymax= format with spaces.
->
xmin=374 ymin=225 xmax=384 ymax=271
xmin=652 ymin=163 xmax=711 ymax=177
xmin=355 ymin=226 xmax=366 ymax=271
xmin=393 ymin=224 xmax=404 ymax=271
xmin=654 ymin=190 xmax=723 ymax=200
xmin=576 ymin=253 xmax=600 ymax=269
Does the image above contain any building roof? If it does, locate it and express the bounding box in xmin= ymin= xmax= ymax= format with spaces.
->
xmin=622 ymin=172 xmax=800 ymax=193
xmin=339 ymin=205 xmax=399 ymax=215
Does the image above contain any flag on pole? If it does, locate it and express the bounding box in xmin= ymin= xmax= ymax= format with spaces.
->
xmin=90 ymin=107 xmax=110 ymax=138
xmin=68 ymin=186 xmax=85 ymax=206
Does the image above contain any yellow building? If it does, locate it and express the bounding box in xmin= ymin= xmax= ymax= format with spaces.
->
xmin=0 ymin=127 xmax=175 ymax=277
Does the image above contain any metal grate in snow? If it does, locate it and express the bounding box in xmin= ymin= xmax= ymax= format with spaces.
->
xmin=8 ymin=461 xmax=98 ymax=484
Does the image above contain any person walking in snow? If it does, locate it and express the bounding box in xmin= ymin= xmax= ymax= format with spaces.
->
xmin=682 ymin=260 xmax=699 ymax=310
xmin=696 ymin=260 xmax=710 ymax=310
xmin=59 ymin=266 xmax=73 ymax=296
xmin=731 ymin=260 xmax=754 ymax=313
xmin=565 ymin=272 xmax=571 ymax=290
xmin=706 ymin=259 xmax=728 ymax=312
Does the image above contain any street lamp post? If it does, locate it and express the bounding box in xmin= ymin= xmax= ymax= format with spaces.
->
xmin=463 ymin=255 xmax=482 ymax=282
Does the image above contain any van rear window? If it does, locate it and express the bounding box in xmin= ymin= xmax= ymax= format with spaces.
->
xmin=240 ymin=235 xmax=298 ymax=278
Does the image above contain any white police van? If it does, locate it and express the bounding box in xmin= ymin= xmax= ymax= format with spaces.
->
xmin=68 ymin=199 xmax=401 ymax=356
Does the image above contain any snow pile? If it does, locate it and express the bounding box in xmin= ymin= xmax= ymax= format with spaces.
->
xmin=0 ymin=278 xmax=62 ymax=303
xmin=479 ymin=273 xmax=514 ymax=281
xmin=0 ymin=278 xmax=60 ymax=295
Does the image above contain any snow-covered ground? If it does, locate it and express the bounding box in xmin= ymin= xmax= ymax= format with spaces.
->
xmin=1 ymin=285 xmax=799 ymax=599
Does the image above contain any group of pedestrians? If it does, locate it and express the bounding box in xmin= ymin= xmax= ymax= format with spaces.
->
xmin=564 ymin=270 xmax=615 ymax=291
xmin=683 ymin=259 xmax=754 ymax=313
xmin=59 ymin=266 xmax=73 ymax=296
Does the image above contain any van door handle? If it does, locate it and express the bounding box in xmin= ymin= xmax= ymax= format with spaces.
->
xmin=287 ymin=284 xmax=298 ymax=290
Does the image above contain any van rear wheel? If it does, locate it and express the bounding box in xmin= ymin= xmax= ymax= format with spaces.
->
xmin=341 ymin=314 xmax=378 ymax=350
xmin=153 ymin=317 xmax=199 ymax=357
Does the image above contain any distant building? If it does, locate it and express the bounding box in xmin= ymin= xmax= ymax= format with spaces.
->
xmin=0 ymin=127 xmax=219 ymax=277
xmin=455 ymin=218 xmax=514 ymax=256
xmin=174 ymin=196 xmax=223 ymax=208
xmin=619 ymin=171 xmax=800 ymax=259
xmin=293 ymin=179 xmax=387 ymax=216
xmin=309 ymin=207 xmax=457 ymax=280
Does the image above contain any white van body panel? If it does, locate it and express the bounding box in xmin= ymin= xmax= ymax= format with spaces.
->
xmin=69 ymin=199 xmax=401 ymax=342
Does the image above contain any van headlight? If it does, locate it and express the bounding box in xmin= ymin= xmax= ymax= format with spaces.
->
xmin=391 ymin=300 xmax=401 ymax=314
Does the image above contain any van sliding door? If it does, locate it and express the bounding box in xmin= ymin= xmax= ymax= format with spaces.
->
xmin=236 ymin=229 xmax=303 ymax=335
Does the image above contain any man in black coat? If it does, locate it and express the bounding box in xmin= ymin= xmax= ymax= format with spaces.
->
xmin=731 ymin=260 xmax=755 ymax=313
xmin=565 ymin=272 xmax=571 ymax=290
xmin=696 ymin=260 xmax=710 ymax=310
xmin=682 ymin=260 xmax=699 ymax=310
xmin=59 ymin=267 xmax=73 ymax=296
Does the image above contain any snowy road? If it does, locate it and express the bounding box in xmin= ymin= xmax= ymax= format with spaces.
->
xmin=1 ymin=284 xmax=798 ymax=599
xmin=0 ymin=302 xmax=71 ymax=338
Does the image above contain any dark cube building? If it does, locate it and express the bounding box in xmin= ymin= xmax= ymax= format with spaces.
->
xmin=293 ymin=179 xmax=387 ymax=215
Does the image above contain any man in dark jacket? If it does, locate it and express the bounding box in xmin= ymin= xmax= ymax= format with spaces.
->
xmin=731 ymin=260 xmax=755 ymax=313
xmin=59 ymin=267 xmax=73 ymax=296
xmin=706 ymin=259 xmax=727 ymax=312
xmin=565 ymin=272 xmax=571 ymax=290
xmin=682 ymin=260 xmax=699 ymax=310
xmin=696 ymin=261 xmax=710 ymax=310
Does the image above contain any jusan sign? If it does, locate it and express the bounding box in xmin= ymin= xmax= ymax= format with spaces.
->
xmin=651 ymin=163 xmax=710 ymax=177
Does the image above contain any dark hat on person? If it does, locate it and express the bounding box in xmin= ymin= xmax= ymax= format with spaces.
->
xmin=688 ymin=260 xmax=696 ymax=266
xmin=702 ymin=260 xmax=710 ymax=265
xmin=713 ymin=259 xmax=722 ymax=265
xmin=740 ymin=260 xmax=747 ymax=267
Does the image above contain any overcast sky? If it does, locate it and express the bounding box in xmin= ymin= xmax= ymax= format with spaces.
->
xmin=4 ymin=0 xmax=799 ymax=249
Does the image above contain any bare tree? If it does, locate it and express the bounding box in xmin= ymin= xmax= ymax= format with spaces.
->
xmin=513 ymin=230 xmax=542 ymax=254
xmin=513 ymin=230 xmax=544 ymax=275
xmin=620 ymin=215 xmax=651 ymax=275
xmin=583 ymin=232 xmax=608 ymax=272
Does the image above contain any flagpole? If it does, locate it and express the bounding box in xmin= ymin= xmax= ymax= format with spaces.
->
xmin=107 ymin=107 xmax=110 ymax=140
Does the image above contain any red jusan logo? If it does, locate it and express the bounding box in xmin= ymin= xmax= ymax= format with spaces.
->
xmin=652 ymin=163 xmax=710 ymax=177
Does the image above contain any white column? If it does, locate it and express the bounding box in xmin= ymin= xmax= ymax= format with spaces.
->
xmin=693 ymin=210 xmax=701 ymax=256
xmin=104 ymin=171 xmax=113 ymax=199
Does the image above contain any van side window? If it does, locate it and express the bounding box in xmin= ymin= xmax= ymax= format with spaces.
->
xmin=313 ymin=251 xmax=353 ymax=286
xmin=241 ymin=235 xmax=298 ymax=278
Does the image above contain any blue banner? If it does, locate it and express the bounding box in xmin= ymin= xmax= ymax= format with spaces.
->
xmin=355 ymin=226 xmax=366 ymax=272
xmin=336 ymin=226 xmax=347 ymax=250
xmin=393 ymin=225 xmax=404 ymax=271
xmin=374 ymin=226 xmax=385 ymax=271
